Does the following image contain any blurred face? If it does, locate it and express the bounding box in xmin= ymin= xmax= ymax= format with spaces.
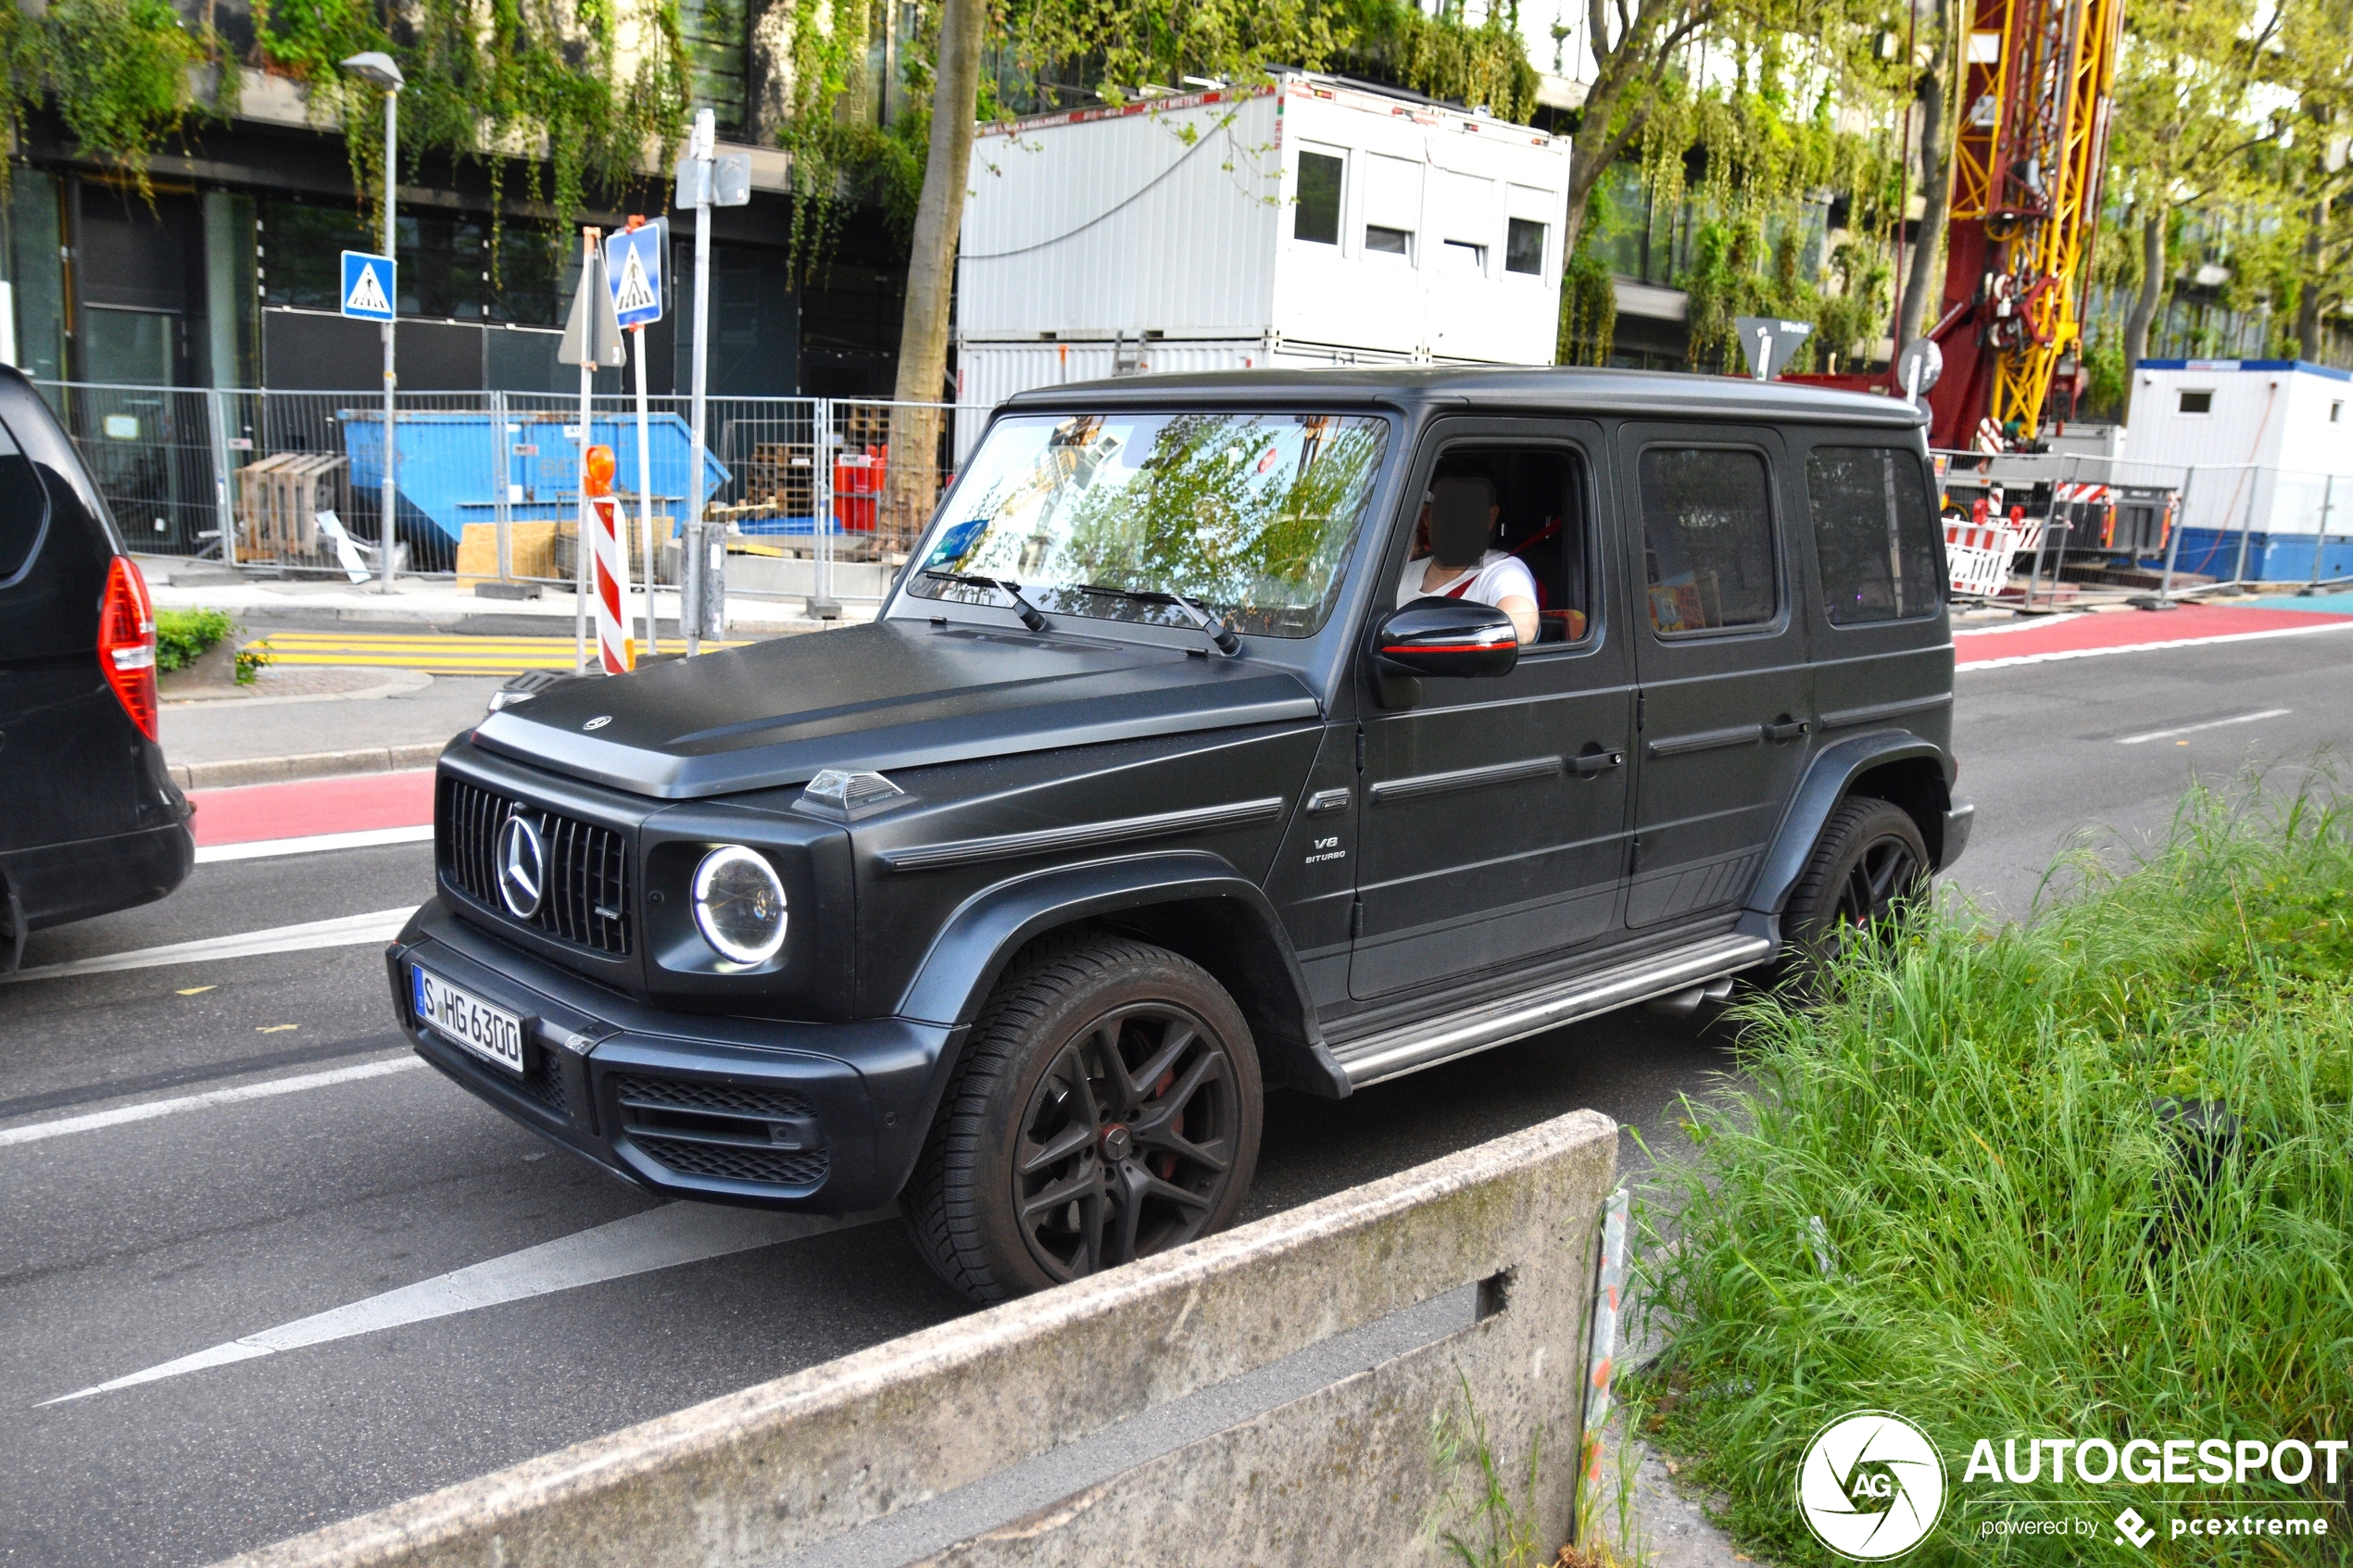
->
xmin=1428 ymin=479 xmax=1496 ymax=569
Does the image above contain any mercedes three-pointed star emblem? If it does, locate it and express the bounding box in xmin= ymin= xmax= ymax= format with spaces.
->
xmin=497 ymin=810 xmax=547 ymax=919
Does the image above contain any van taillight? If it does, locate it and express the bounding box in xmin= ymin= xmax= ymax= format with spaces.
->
xmin=97 ymin=555 xmax=157 ymax=741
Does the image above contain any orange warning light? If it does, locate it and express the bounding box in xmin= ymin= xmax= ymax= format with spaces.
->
xmin=585 ymin=444 xmax=615 ymax=496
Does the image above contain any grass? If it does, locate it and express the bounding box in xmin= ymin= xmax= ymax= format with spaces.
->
xmin=1638 ymin=780 xmax=2353 ymax=1565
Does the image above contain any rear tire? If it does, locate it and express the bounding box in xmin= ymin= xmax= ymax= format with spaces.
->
xmin=900 ymin=933 xmax=1263 ymax=1303
xmin=1779 ymin=797 xmax=1931 ymax=976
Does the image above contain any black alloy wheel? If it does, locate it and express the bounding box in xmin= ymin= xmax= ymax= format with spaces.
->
xmin=1780 ymin=797 xmax=1932 ymax=975
xmin=1012 ymin=1001 xmax=1242 ymax=1283
xmin=901 ymin=934 xmax=1263 ymax=1303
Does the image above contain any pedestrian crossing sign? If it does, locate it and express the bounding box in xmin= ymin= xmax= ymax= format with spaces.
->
xmin=603 ymin=221 xmax=667 ymax=329
xmin=339 ymin=251 xmax=396 ymax=322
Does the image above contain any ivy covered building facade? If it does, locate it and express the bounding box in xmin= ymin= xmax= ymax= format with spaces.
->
xmin=0 ymin=0 xmax=910 ymax=397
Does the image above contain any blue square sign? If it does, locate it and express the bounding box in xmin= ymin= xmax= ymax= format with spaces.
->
xmin=603 ymin=222 xmax=666 ymax=329
xmin=339 ymin=251 xmax=396 ymax=322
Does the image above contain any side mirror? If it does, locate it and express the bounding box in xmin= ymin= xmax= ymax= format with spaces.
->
xmin=1374 ymin=596 xmax=1519 ymax=677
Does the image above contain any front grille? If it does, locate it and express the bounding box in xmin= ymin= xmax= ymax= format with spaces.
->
xmin=613 ymin=1074 xmax=812 ymax=1121
xmin=634 ymin=1135 xmax=830 ymax=1187
xmin=441 ymin=777 xmax=632 ymax=957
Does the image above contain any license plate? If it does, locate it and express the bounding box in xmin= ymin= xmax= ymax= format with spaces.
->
xmin=411 ymin=964 xmax=526 ymax=1075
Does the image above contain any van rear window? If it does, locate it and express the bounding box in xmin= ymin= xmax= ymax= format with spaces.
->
xmin=0 ymin=415 xmax=50 ymax=584
xmin=1805 ymin=446 xmax=1942 ymax=624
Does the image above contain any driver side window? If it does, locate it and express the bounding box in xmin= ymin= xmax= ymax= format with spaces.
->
xmin=1394 ymin=445 xmax=1592 ymax=646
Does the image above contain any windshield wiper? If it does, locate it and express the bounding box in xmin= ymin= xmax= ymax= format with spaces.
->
xmin=922 ymin=569 xmax=1049 ymax=633
xmin=1075 ymin=583 xmax=1241 ymax=656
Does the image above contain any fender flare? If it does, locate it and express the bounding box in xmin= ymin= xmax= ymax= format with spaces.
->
xmin=1748 ymin=732 xmax=1951 ymax=920
xmin=895 ymin=849 xmax=1345 ymax=1098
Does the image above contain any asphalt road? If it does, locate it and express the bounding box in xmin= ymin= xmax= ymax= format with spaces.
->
xmin=5 ymin=631 xmax=2347 ymax=1566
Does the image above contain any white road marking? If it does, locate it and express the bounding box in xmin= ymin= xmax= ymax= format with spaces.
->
xmin=1958 ymin=617 xmax=2353 ymax=671
xmin=195 ymin=825 xmax=434 ymax=863
xmin=0 ymin=1057 xmax=427 ymax=1149
xmin=2118 ymin=708 xmax=2292 ymax=745
xmin=3 ymin=907 xmax=416 ymax=985
xmin=44 ymin=1202 xmax=890 ymax=1405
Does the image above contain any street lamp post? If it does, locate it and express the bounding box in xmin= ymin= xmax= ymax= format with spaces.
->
xmin=342 ymin=51 xmax=405 ymax=594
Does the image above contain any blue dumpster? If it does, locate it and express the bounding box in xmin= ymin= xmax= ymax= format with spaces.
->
xmin=338 ymin=411 xmax=731 ymax=544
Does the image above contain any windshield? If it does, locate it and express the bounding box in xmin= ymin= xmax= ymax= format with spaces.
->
xmin=906 ymin=411 xmax=1390 ymax=638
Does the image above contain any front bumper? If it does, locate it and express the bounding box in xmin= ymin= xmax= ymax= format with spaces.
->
xmin=386 ymin=897 xmax=960 ymax=1214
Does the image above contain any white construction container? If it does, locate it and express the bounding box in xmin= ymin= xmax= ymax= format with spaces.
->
xmin=954 ymin=70 xmax=1571 ymax=447
xmin=2128 ymin=359 xmax=2353 ymax=577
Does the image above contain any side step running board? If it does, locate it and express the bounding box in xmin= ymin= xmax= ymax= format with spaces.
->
xmin=1331 ymin=933 xmax=1773 ymax=1089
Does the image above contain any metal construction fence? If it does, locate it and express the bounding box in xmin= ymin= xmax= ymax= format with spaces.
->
xmin=34 ymin=382 xmax=988 ymax=606
xmin=1935 ymin=445 xmax=2353 ymax=600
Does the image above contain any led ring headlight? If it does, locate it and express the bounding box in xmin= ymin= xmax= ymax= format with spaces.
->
xmin=691 ymin=846 xmax=788 ymax=964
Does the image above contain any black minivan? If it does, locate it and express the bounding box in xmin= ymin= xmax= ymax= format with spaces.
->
xmin=0 ymin=368 xmax=194 ymax=970
xmin=389 ymin=368 xmax=1969 ymax=1302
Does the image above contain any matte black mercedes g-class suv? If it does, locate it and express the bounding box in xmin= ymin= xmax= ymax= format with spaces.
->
xmin=388 ymin=368 xmax=1969 ymax=1302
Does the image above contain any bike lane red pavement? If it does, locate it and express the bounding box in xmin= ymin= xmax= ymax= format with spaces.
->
xmin=1954 ymin=603 xmax=2353 ymax=669
xmin=188 ymin=770 xmax=436 ymax=847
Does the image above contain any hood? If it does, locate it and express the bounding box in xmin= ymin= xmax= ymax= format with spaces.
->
xmin=469 ymin=620 xmax=1323 ymax=799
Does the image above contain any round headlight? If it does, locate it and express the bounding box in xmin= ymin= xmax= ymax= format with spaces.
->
xmin=691 ymin=846 xmax=787 ymax=964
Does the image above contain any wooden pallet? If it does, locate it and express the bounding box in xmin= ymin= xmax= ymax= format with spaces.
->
xmin=235 ymin=452 xmax=348 ymax=559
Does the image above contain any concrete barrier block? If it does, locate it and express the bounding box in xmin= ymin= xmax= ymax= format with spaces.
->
xmin=216 ymin=1110 xmax=1618 ymax=1568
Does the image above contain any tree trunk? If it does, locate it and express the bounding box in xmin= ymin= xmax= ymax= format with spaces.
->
xmin=883 ymin=0 xmax=988 ymax=553
xmin=1897 ymin=56 xmax=1954 ymax=352
xmin=1558 ymin=114 xmax=1614 ymax=267
xmin=2299 ymin=198 xmax=2325 ymax=361
xmin=2122 ymin=208 xmax=2167 ymax=387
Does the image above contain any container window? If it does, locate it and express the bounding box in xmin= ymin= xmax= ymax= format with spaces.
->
xmin=1638 ymin=447 xmax=1780 ymax=633
xmin=2333 ymin=401 xmax=2344 ymax=423
xmin=1439 ymin=241 xmax=1486 ymax=274
xmin=2179 ymin=390 xmax=2213 ymax=414
xmin=1505 ymin=218 xmax=1545 ymax=275
xmin=0 ymin=414 xmax=49 ymax=584
xmin=1365 ymin=226 xmax=1414 ymax=260
xmin=1805 ymin=446 xmax=1943 ymax=625
xmin=1295 ymin=152 xmax=1342 ymax=246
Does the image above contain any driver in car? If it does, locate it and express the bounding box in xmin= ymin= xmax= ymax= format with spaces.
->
xmin=1398 ymin=474 xmax=1540 ymax=644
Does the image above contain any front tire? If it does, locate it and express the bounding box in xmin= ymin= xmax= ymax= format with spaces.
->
xmin=901 ymin=934 xmax=1263 ymax=1303
xmin=1780 ymin=797 xmax=1931 ymax=974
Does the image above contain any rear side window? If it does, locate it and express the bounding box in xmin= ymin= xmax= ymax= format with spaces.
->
xmin=0 ymin=413 xmax=50 ymax=585
xmin=1638 ymin=447 xmax=1779 ymax=633
xmin=1806 ymin=446 xmax=1943 ymax=624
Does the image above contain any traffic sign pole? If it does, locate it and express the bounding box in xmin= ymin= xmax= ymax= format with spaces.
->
xmin=379 ymin=87 xmax=398 ymax=594
xmin=686 ymin=110 xmax=714 ymax=657
xmin=574 ymin=229 xmax=598 ymax=671
xmin=633 ymin=319 xmax=656 ymax=660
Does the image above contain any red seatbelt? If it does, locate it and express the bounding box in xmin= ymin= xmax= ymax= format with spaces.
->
xmin=1442 ymin=577 xmax=1476 ymax=599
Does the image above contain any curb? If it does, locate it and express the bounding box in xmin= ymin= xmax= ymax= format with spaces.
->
xmin=172 ymin=742 xmax=446 ymax=791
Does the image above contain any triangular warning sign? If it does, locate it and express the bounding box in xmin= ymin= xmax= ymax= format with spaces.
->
xmin=346 ymin=262 xmax=390 ymax=316
xmin=611 ymin=246 xmax=658 ymax=317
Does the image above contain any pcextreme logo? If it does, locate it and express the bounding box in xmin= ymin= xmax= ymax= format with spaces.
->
xmin=1797 ymin=1411 xmax=1948 ymax=1561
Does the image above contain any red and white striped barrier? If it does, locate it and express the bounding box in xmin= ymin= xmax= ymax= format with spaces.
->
xmin=585 ymin=444 xmax=630 ymax=673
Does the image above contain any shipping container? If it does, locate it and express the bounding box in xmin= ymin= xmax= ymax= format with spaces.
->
xmin=954 ymin=69 xmax=1570 ymax=445
xmin=2128 ymin=361 xmax=2353 ymax=568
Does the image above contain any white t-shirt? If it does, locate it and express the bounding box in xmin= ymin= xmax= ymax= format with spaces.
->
xmin=1398 ymin=549 xmax=1540 ymax=611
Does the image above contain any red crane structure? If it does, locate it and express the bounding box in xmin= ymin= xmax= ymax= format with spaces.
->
xmin=1794 ymin=0 xmax=2126 ymax=449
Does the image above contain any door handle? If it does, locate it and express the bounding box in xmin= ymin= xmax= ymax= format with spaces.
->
xmin=1571 ymin=749 xmax=1625 ymax=775
xmin=1764 ymin=719 xmax=1811 ymax=744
